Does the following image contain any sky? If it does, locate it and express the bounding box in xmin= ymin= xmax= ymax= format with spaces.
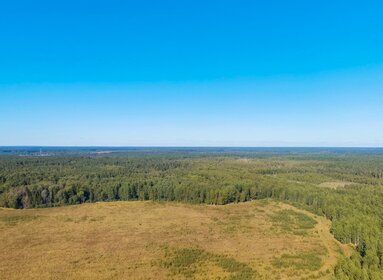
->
xmin=1 ymin=0 xmax=383 ymax=146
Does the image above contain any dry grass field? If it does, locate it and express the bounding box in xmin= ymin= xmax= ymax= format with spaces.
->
xmin=0 ymin=200 xmax=350 ymax=280
xmin=317 ymin=181 xmax=354 ymax=189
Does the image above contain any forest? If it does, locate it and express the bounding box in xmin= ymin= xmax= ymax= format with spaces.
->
xmin=1 ymin=148 xmax=383 ymax=279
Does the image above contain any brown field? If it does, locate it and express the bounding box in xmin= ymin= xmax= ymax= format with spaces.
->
xmin=0 ymin=200 xmax=350 ymax=280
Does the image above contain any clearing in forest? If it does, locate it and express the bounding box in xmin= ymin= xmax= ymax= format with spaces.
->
xmin=0 ymin=200 xmax=349 ymax=279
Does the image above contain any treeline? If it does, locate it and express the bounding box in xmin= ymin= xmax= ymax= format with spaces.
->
xmin=0 ymin=182 xmax=259 ymax=209
xmin=1 ymin=154 xmax=383 ymax=279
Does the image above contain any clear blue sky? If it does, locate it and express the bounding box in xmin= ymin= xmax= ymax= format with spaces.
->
xmin=1 ymin=0 xmax=383 ymax=146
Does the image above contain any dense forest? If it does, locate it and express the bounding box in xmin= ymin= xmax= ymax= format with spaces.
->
xmin=1 ymin=149 xmax=383 ymax=279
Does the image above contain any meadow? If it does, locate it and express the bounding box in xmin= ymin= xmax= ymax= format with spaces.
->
xmin=0 ymin=200 xmax=349 ymax=279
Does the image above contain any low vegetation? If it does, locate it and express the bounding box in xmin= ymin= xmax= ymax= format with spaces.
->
xmin=272 ymin=251 xmax=323 ymax=271
xmin=161 ymin=247 xmax=256 ymax=279
xmin=0 ymin=200 xmax=339 ymax=279
xmin=271 ymin=209 xmax=317 ymax=235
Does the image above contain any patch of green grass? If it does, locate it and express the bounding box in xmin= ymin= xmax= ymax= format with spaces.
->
xmin=161 ymin=247 xmax=257 ymax=279
xmin=271 ymin=209 xmax=317 ymax=235
xmin=214 ymin=255 xmax=254 ymax=280
xmin=162 ymin=247 xmax=203 ymax=278
xmin=0 ymin=215 xmax=40 ymax=226
xmin=272 ymin=252 xmax=322 ymax=271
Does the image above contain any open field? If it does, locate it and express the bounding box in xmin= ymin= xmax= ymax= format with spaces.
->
xmin=0 ymin=199 xmax=350 ymax=280
xmin=317 ymin=181 xmax=354 ymax=189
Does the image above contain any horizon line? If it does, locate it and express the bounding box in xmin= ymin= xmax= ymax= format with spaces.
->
xmin=1 ymin=146 xmax=383 ymax=149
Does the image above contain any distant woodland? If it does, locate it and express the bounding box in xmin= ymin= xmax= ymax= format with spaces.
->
xmin=1 ymin=150 xmax=383 ymax=279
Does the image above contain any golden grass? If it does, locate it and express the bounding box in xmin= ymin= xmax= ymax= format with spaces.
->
xmin=0 ymin=200 xmax=346 ymax=279
xmin=317 ymin=181 xmax=354 ymax=189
